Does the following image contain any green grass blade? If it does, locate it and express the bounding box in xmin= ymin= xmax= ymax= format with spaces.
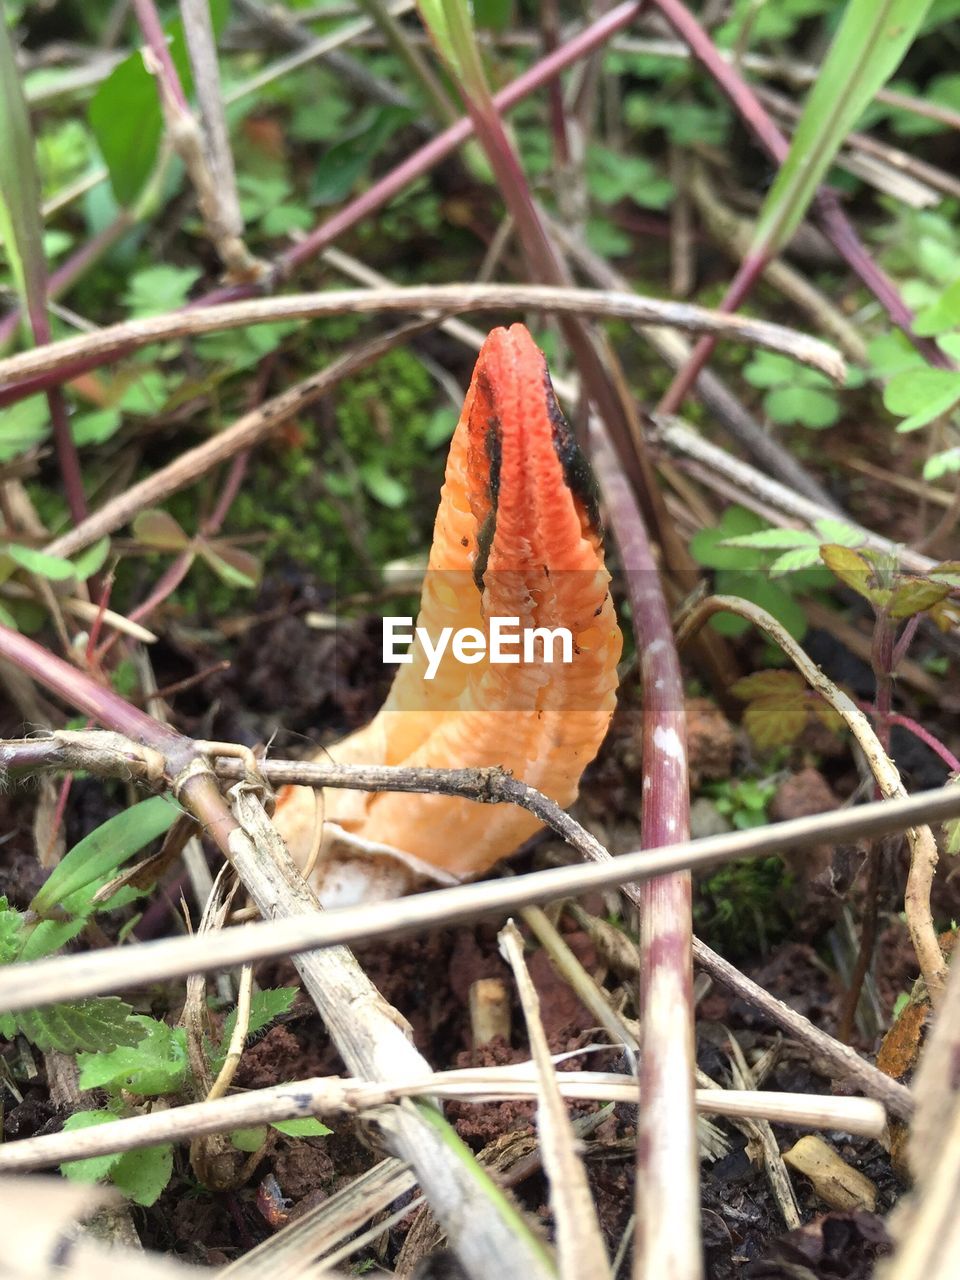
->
xmin=753 ymin=0 xmax=934 ymax=257
xmin=0 ymin=18 xmax=49 ymax=338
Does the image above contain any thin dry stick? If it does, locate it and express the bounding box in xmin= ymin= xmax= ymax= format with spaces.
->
xmin=0 ymin=1068 xmax=887 ymax=1173
xmin=0 ymin=284 xmax=845 ymax=389
xmin=180 ymin=0 xmax=264 ymax=280
xmin=882 ymin=941 xmax=960 ymax=1280
xmin=675 ymin=595 xmax=947 ymax=1004
xmin=549 ymin=219 xmax=838 ymax=511
xmin=500 ymin=922 xmax=610 ymax=1279
xmin=650 ymin=416 xmax=941 ymax=576
xmin=41 ymin=319 xmax=432 ymax=560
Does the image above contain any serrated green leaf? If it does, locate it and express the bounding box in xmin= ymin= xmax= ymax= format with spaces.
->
xmin=753 ymin=0 xmax=935 ymax=256
xmin=32 ymin=796 xmax=180 ymax=916
xmin=689 ymin=507 xmax=767 ymax=570
xmin=360 ymin=464 xmax=408 ymax=509
xmin=0 ymin=897 xmax=24 ymax=965
xmin=7 ymin=544 xmax=76 ymax=581
xmin=15 ymin=998 xmax=143 ymax=1053
xmin=110 ymin=1143 xmax=173 ymax=1205
xmin=77 ymin=1015 xmax=187 ymax=1095
xmin=722 ymin=528 xmax=820 ymax=551
xmin=123 ymin=265 xmax=202 ymax=318
xmin=271 ymin=1117 xmax=332 ymax=1138
xmin=769 ymin=547 xmax=824 ymax=575
xmin=217 ymin=987 xmax=297 ymax=1062
xmin=61 ymin=1111 xmax=126 ymax=1184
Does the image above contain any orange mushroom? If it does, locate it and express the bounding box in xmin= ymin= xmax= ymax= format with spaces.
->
xmin=274 ymin=324 xmax=622 ymax=900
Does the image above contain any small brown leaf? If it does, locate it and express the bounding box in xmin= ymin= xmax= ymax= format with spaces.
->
xmin=743 ymin=694 xmax=808 ymax=749
xmin=731 ymin=669 xmax=805 ymax=700
xmin=132 ymin=510 xmax=190 ymax=551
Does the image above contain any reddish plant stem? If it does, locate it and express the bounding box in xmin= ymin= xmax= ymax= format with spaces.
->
xmin=0 ymin=1 xmax=644 ymax=408
xmin=590 ymin=425 xmax=699 ymax=1280
xmin=130 ymin=0 xmax=191 ymax=112
xmin=650 ymin=0 xmax=950 ymax=414
xmin=0 ymin=622 xmax=184 ymax=754
xmin=886 ymin=713 xmax=960 ymax=774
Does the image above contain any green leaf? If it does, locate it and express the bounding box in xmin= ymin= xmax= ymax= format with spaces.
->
xmin=132 ymin=509 xmax=191 ymax=551
xmin=765 ymin=385 xmax=840 ymax=429
xmin=6 ymin=544 xmax=77 ymax=581
xmin=71 ymin=538 xmax=111 ymax=580
xmin=72 ymin=409 xmax=123 ymax=447
xmin=417 ymin=0 xmax=462 ymax=74
xmin=883 ymin=367 xmax=960 ymax=420
xmin=0 ymin=897 xmax=24 ymax=965
xmin=924 ymin=446 xmax=960 ymax=480
xmin=60 ymin=1111 xmax=126 ymax=1184
xmin=914 ymin=277 xmax=960 ymax=335
xmin=722 ymin=528 xmax=820 ymax=551
xmin=32 ymin=796 xmax=180 ymax=916
xmin=310 ymin=106 xmax=413 ymax=206
xmin=77 ymin=1016 xmax=187 ymax=1095
xmin=87 ymin=0 xmax=230 ymax=206
xmin=753 ymin=0 xmax=935 ymax=256
xmin=123 ymin=265 xmax=202 ymax=318
xmin=0 ymin=18 xmax=48 ymax=336
xmin=110 ymin=1143 xmax=173 ymax=1206
xmin=0 ymin=396 xmax=48 ymax=462
xmin=230 ymin=1126 xmax=268 ymax=1152
xmin=360 ymin=463 xmax=407 ymax=508
xmin=15 ymin=998 xmax=143 ymax=1053
xmin=17 ymin=917 xmax=85 ymax=962
xmin=217 ymin=987 xmax=297 ymax=1063
xmin=271 ymin=1117 xmax=331 ymax=1138
xmin=689 ymin=507 xmax=767 ymax=570
xmin=769 ymin=547 xmax=824 ymax=575
xmin=197 ymin=542 xmax=260 ymax=589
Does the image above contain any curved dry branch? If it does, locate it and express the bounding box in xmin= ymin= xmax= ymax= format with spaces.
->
xmin=675 ymin=594 xmax=947 ymax=1003
xmin=0 ymin=284 xmax=845 ymax=390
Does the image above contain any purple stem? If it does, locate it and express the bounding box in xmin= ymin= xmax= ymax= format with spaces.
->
xmin=130 ymin=0 xmax=190 ymax=113
xmin=0 ymin=621 xmax=183 ymax=753
xmin=0 ymin=0 xmax=644 ymax=407
xmin=590 ymin=424 xmax=699 ymax=1277
xmin=888 ymin=713 xmax=960 ymax=774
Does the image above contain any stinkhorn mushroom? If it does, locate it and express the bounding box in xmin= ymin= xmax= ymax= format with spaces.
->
xmin=274 ymin=323 xmax=622 ymax=903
